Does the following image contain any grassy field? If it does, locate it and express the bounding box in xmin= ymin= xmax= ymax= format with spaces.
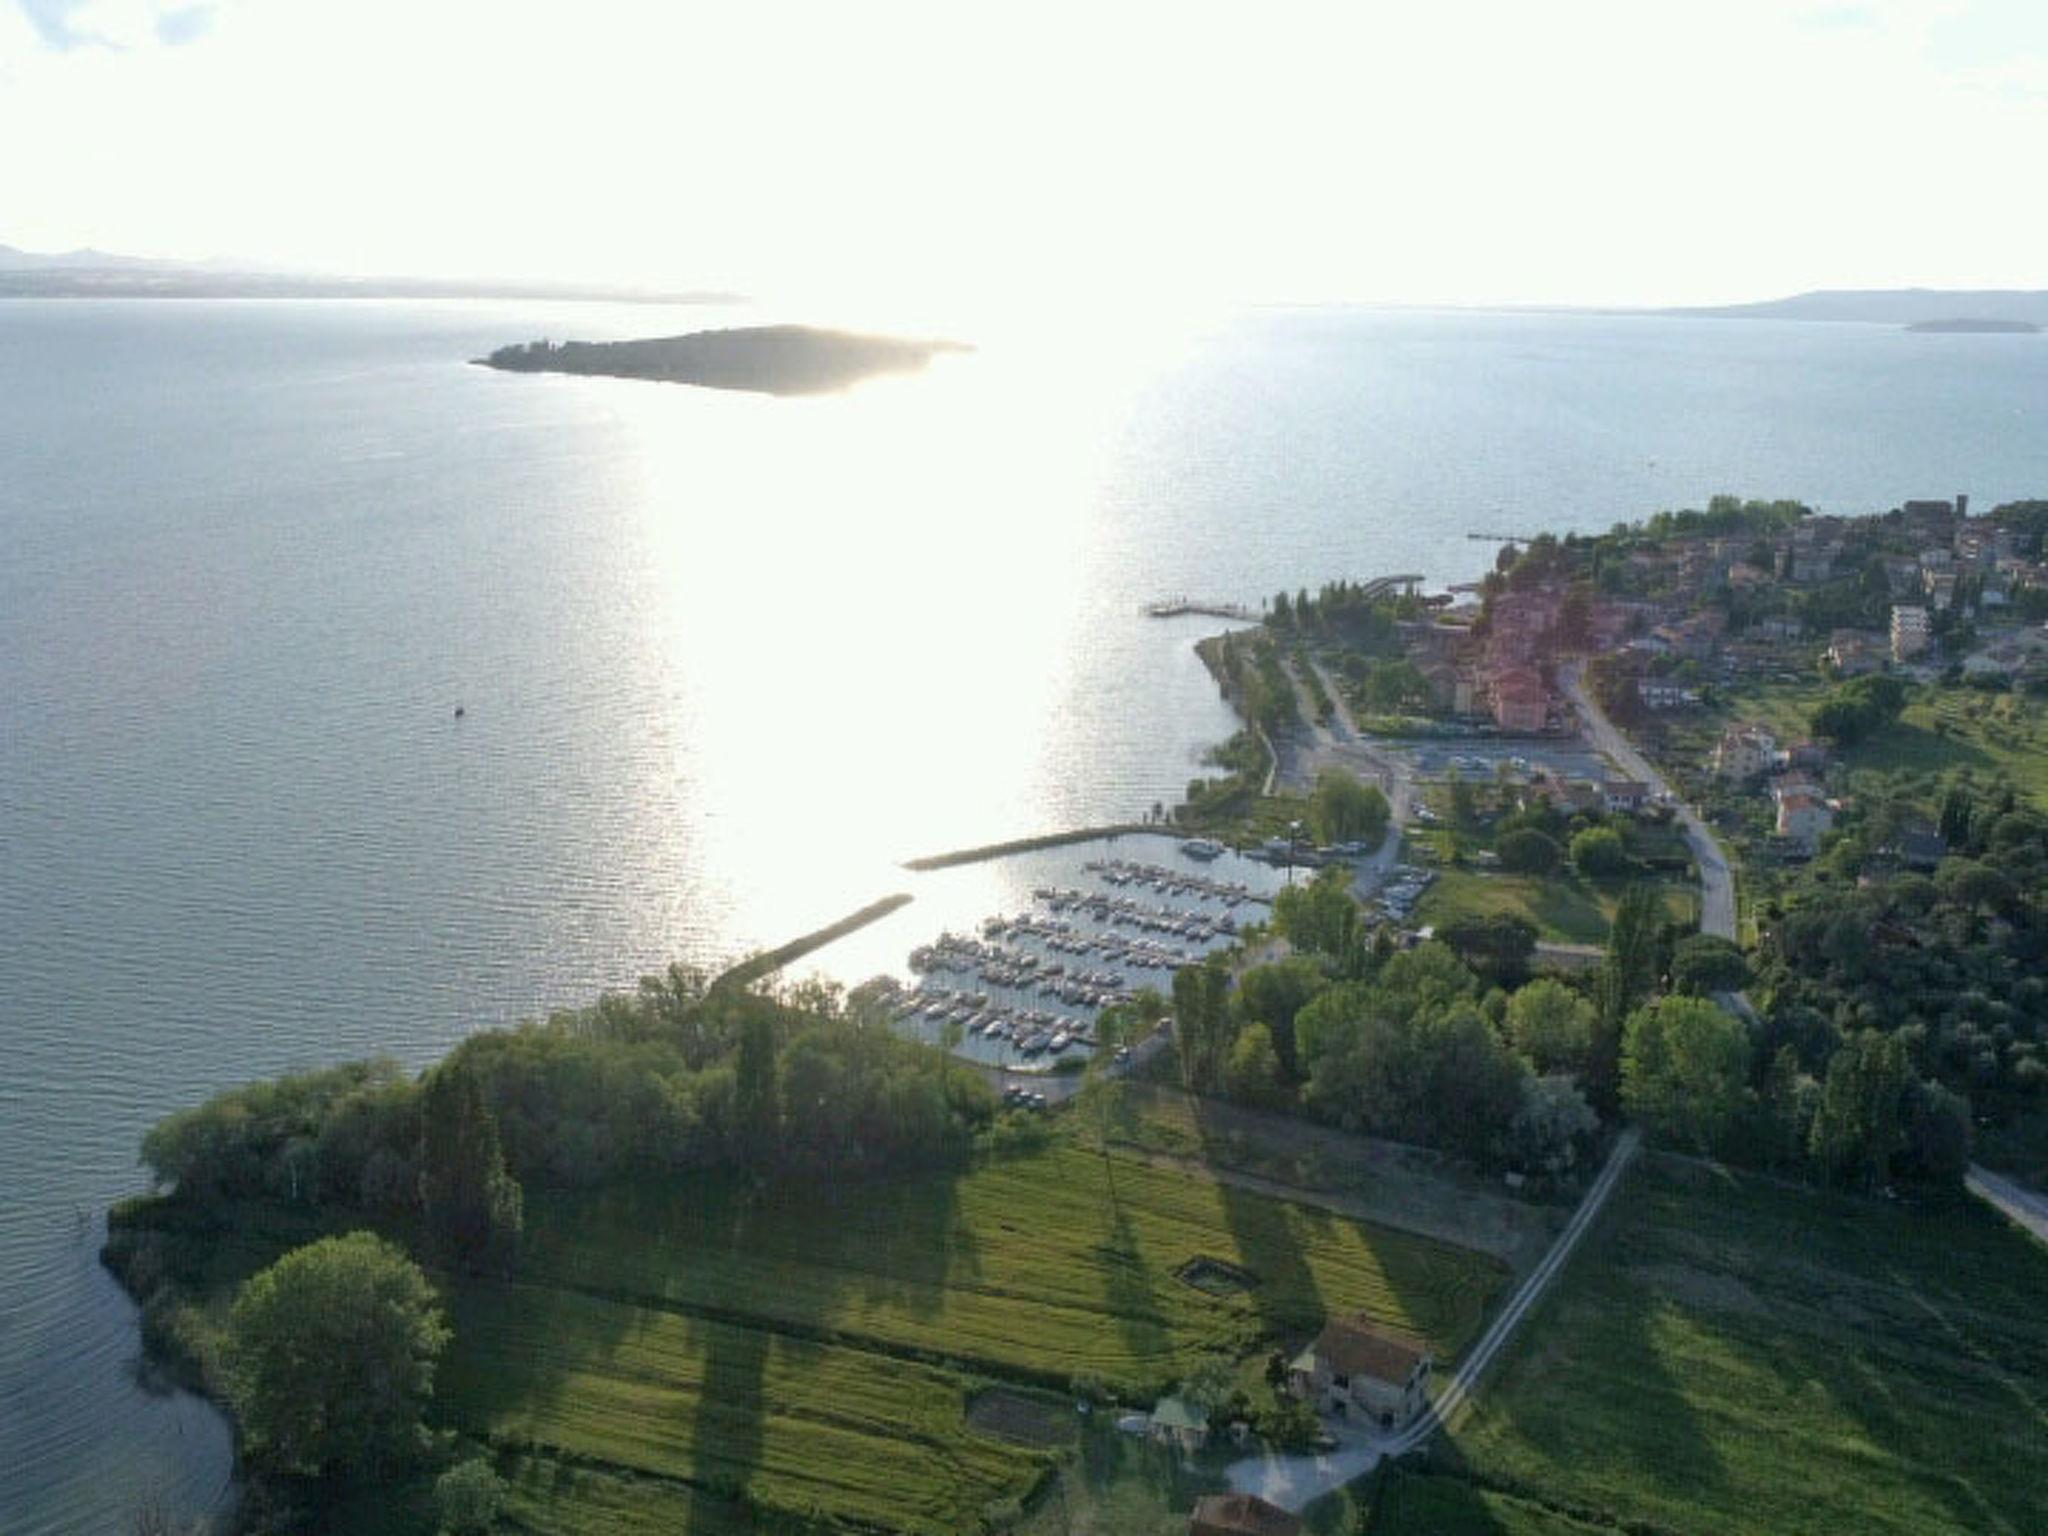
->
xmin=1413 ymin=868 xmax=1696 ymax=945
xmin=114 ymin=1132 xmax=1507 ymax=1535
xmin=1083 ymin=1082 xmax=1562 ymax=1270
xmin=1669 ymin=677 xmax=2048 ymax=805
xmin=441 ymin=1284 xmax=1044 ymax=1535
xmin=519 ymin=1142 xmax=1505 ymax=1397
xmin=1390 ymin=1157 xmax=2048 ymax=1536
xmin=486 ymin=1147 xmax=1500 ymax=1533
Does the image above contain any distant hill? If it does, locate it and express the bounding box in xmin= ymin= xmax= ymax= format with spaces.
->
xmin=0 ymin=241 xmax=736 ymax=304
xmin=1660 ymin=288 xmax=2048 ymax=327
xmin=476 ymin=325 xmax=971 ymax=396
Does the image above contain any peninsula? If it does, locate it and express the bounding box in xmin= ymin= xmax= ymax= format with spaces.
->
xmin=476 ymin=324 xmax=970 ymax=396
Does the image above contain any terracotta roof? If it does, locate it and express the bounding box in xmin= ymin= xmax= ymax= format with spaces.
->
xmin=1309 ymin=1314 xmax=1429 ymax=1385
xmin=1189 ymin=1492 xmax=1304 ymax=1536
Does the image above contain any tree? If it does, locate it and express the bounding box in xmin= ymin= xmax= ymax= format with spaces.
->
xmin=1506 ymin=977 xmax=1597 ymax=1076
xmin=1448 ymin=769 xmax=1477 ymax=828
xmin=1309 ymin=769 xmax=1390 ymax=845
xmin=1506 ymin=1075 xmax=1599 ymax=1176
xmin=1669 ymin=934 xmax=1750 ymax=996
xmin=1180 ymin=1355 xmax=1239 ymax=1417
xmin=1621 ymin=997 xmax=1751 ymax=1153
xmin=1570 ymin=825 xmax=1630 ymax=879
xmin=1810 ymin=674 xmax=1907 ymax=745
xmin=1225 ymin=1023 xmax=1285 ymax=1108
xmin=1272 ymin=866 xmax=1363 ymax=961
xmin=1436 ymin=912 xmax=1538 ymax=988
xmin=1808 ymin=1030 xmax=1910 ymax=1190
xmin=1234 ymin=957 xmax=1328 ymax=1075
xmin=223 ymin=1233 xmax=449 ymax=1481
xmin=435 ymin=1457 xmax=508 ymax=1535
xmin=734 ymin=1005 xmax=779 ymax=1159
xmin=420 ymin=1067 xmax=523 ymax=1275
xmin=1172 ymin=959 xmax=1235 ymax=1094
xmin=1898 ymin=1077 xmax=1971 ymax=1188
xmin=1497 ymin=828 xmax=1563 ymax=875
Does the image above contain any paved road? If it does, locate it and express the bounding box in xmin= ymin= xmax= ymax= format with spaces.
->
xmin=1221 ymin=1128 xmax=1642 ymax=1511
xmin=1303 ymin=655 xmax=1416 ymax=895
xmin=1968 ymin=1163 xmax=2048 ymax=1246
xmin=1561 ymin=664 xmax=1736 ymax=941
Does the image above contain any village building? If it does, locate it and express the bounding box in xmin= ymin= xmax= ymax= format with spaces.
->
xmin=1828 ymin=630 xmax=1886 ymax=676
xmin=1881 ymin=822 xmax=1950 ymax=870
xmin=1713 ymin=724 xmax=1777 ymax=781
xmin=1882 ymin=556 xmax=1924 ymax=597
xmin=1891 ymin=604 xmax=1931 ymax=662
xmin=1288 ymin=1314 xmax=1433 ymax=1430
xmin=1528 ymin=777 xmax=1602 ymax=816
xmin=1748 ymin=616 xmax=1803 ymax=643
xmin=1901 ymin=497 xmax=1963 ymax=538
xmin=1922 ymin=569 xmax=1960 ymax=611
xmin=1789 ymin=536 xmax=1841 ymax=584
xmin=1188 ymin=1493 xmax=1304 ymax=1536
xmin=1489 ymin=666 xmax=1550 ymax=733
xmin=1782 ymin=739 xmax=1831 ymax=772
xmin=1146 ymin=1395 xmax=1209 ymax=1454
xmin=1585 ymin=600 xmax=1652 ymax=650
xmin=1603 ymin=779 xmax=1651 ymax=814
xmin=1773 ymin=780 xmax=1835 ymax=851
xmin=1776 ymin=792 xmax=1831 ymax=850
xmin=1638 ymin=680 xmax=1699 ymax=710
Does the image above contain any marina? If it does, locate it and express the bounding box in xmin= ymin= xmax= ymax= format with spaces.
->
xmin=875 ymin=848 xmax=1286 ymax=1072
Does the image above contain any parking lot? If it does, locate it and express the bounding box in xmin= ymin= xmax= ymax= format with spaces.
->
xmin=1403 ymin=739 xmax=1618 ymax=782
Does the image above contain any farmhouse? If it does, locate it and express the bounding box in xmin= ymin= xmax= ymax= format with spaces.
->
xmin=1188 ymin=1492 xmax=1304 ymax=1536
xmin=1288 ymin=1313 xmax=1433 ymax=1429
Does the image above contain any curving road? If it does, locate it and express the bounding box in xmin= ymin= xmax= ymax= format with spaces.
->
xmin=1968 ymin=1163 xmax=2048 ymax=1246
xmin=1221 ymin=1128 xmax=1642 ymax=1511
xmin=1560 ymin=663 xmax=1735 ymax=941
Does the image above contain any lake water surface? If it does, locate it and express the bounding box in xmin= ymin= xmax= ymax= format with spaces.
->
xmin=3 ymin=298 xmax=2044 ymax=1531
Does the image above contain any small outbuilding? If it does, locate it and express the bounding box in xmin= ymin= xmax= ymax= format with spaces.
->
xmin=1287 ymin=1313 xmax=1433 ymax=1429
xmin=1188 ymin=1491 xmax=1304 ymax=1536
xmin=1147 ymin=1394 xmax=1210 ymax=1454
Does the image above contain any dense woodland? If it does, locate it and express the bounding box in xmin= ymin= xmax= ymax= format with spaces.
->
xmin=140 ymin=972 xmax=996 ymax=1226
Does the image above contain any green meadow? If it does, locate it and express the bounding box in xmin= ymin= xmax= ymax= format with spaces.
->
xmin=1391 ymin=1157 xmax=2048 ymax=1536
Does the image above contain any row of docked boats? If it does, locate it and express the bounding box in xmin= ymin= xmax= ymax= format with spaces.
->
xmin=894 ymin=983 xmax=1095 ymax=1054
xmin=981 ymin=913 xmax=1203 ymax=971
xmin=1029 ymin=885 xmax=1241 ymax=941
xmin=1081 ymin=858 xmax=1265 ymax=905
xmin=908 ymin=933 xmax=1142 ymax=1008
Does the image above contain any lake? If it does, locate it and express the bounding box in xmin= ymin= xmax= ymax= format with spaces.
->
xmin=2 ymin=296 xmax=2043 ymax=1531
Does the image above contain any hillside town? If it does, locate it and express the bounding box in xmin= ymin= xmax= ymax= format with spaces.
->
xmin=1354 ymin=494 xmax=2048 ymax=859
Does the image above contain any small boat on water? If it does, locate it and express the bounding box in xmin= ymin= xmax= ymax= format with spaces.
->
xmin=1179 ymin=838 xmax=1224 ymax=861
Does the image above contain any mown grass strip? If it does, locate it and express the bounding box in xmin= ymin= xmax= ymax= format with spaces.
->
xmin=518 ymin=1143 xmax=1505 ymax=1397
xmin=442 ymin=1284 xmax=1045 ymax=1535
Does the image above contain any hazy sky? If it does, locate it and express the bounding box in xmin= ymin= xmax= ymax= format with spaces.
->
xmin=3 ymin=0 xmax=2045 ymax=313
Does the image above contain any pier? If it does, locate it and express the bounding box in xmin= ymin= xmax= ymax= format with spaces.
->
xmin=1146 ymin=598 xmax=1260 ymax=621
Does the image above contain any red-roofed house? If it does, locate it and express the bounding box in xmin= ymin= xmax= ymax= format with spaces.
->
xmin=1288 ymin=1314 xmax=1433 ymax=1429
xmin=1188 ymin=1493 xmax=1304 ymax=1536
